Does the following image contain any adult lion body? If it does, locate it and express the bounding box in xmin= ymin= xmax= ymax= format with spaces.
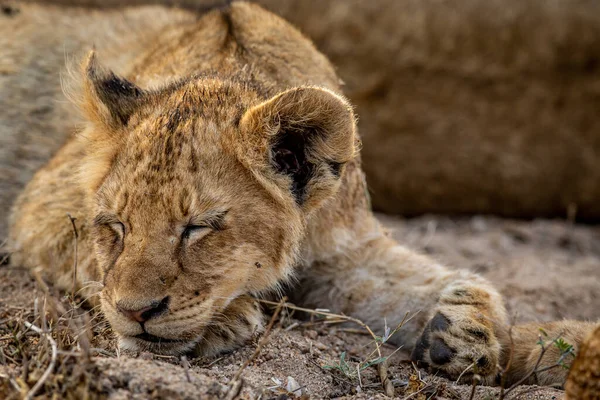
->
xmin=566 ymin=325 xmax=600 ymax=399
xmin=5 ymin=1 xmax=597 ymax=386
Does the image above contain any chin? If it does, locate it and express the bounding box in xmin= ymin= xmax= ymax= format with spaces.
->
xmin=118 ymin=334 xmax=197 ymax=355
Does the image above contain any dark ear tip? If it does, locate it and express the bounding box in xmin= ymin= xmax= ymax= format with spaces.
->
xmin=81 ymin=50 xmax=144 ymax=126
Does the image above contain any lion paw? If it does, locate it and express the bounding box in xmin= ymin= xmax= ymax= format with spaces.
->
xmin=411 ymin=283 xmax=504 ymax=380
xmin=193 ymin=295 xmax=264 ymax=357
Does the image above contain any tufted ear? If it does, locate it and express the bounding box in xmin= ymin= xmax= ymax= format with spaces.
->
xmin=238 ymin=87 xmax=358 ymax=210
xmin=81 ymin=51 xmax=146 ymax=130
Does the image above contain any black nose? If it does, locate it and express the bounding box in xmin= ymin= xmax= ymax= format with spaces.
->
xmin=117 ymin=296 xmax=170 ymax=323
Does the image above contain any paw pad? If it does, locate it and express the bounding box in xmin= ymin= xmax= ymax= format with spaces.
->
xmin=430 ymin=338 xmax=455 ymax=365
xmin=412 ymin=324 xmax=430 ymax=362
xmin=430 ymin=312 xmax=451 ymax=332
xmin=476 ymin=355 xmax=490 ymax=369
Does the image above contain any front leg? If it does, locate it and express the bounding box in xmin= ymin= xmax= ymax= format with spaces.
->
xmin=298 ymin=226 xmax=508 ymax=382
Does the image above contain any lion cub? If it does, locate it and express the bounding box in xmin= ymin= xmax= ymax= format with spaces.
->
xmin=8 ymin=1 xmax=596 ymax=386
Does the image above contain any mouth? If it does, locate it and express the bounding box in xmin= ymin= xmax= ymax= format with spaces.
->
xmin=134 ymin=332 xmax=187 ymax=344
xmin=119 ymin=333 xmax=197 ymax=355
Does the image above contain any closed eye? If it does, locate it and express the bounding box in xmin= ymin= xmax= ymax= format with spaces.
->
xmin=182 ymin=224 xmax=209 ymax=241
xmin=110 ymin=222 xmax=125 ymax=239
xmin=93 ymin=213 xmax=125 ymax=241
xmin=182 ymin=211 xmax=227 ymax=242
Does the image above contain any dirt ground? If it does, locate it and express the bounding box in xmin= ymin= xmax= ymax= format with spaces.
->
xmin=1 ymin=213 xmax=598 ymax=399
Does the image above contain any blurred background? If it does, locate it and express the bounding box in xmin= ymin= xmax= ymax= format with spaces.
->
xmin=21 ymin=0 xmax=600 ymax=220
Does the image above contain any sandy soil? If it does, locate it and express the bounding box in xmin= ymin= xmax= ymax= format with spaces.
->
xmin=1 ymin=213 xmax=598 ymax=399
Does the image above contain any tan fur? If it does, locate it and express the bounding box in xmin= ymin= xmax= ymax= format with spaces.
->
xmin=5 ymin=1 xmax=598 ymax=386
xmin=566 ymin=325 xmax=600 ymax=399
xmin=499 ymin=320 xmax=599 ymax=387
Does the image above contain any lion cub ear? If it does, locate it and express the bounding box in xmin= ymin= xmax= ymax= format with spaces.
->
xmin=238 ymin=87 xmax=358 ymax=210
xmin=81 ymin=51 xmax=146 ymax=130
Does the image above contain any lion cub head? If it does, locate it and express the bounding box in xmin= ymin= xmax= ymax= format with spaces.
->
xmin=78 ymin=52 xmax=357 ymax=354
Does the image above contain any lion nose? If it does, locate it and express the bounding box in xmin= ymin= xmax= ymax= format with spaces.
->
xmin=116 ymin=296 xmax=170 ymax=323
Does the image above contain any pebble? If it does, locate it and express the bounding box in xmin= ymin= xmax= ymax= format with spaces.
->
xmin=304 ymin=329 xmax=318 ymax=340
xmin=286 ymin=376 xmax=302 ymax=396
xmin=315 ymin=342 xmax=328 ymax=351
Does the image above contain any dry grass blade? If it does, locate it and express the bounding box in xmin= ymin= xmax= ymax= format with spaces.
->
xmin=22 ymin=321 xmax=58 ymax=400
xmin=402 ymin=383 xmax=430 ymax=400
xmin=0 ymin=239 xmax=10 ymax=265
xmin=258 ymin=299 xmax=412 ymax=397
xmin=258 ymin=299 xmax=383 ymax=356
xmin=66 ymin=213 xmax=79 ymax=299
xmin=468 ymin=374 xmax=481 ymax=400
xmin=455 ymin=361 xmax=475 ymax=384
xmin=225 ymin=297 xmax=287 ymax=397
xmin=378 ymin=357 xmax=395 ymax=397
xmin=181 ymin=356 xmax=191 ymax=383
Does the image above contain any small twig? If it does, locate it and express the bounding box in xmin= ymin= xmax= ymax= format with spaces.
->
xmin=378 ymin=357 xmax=394 ymax=397
xmin=468 ymin=374 xmax=481 ymax=400
xmin=503 ymin=332 xmax=564 ymax=397
xmin=532 ymin=364 xmax=561 ymax=375
xmin=259 ymin=299 xmax=414 ymax=396
xmin=224 ymin=378 xmax=244 ymax=400
xmin=0 ymin=239 xmax=9 ymax=265
xmin=41 ymin=297 xmax=48 ymax=339
xmin=181 ymin=356 xmax=191 ymax=383
xmin=151 ymin=354 xmax=177 ymax=360
xmin=259 ymin=299 xmax=383 ymax=357
xmin=22 ymin=321 xmax=58 ymax=400
xmin=207 ymin=356 xmax=224 ymax=367
xmin=455 ymin=361 xmax=475 ymax=384
xmin=21 ymin=352 xmax=29 ymax=388
xmin=9 ymin=378 xmax=20 ymax=392
xmin=402 ymin=384 xmax=430 ymax=400
xmin=362 ymin=312 xmax=416 ymax=365
xmin=284 ymin=321 xmax=300 ymax=331
xmin=0 ymin=252 xmax=10 ymax=266
xmin=226 ymin=297 xmax=287 ymax=395
xmin=337 ymin=328 xmax=372 ymax=336
xmin=90 ymin=348 xmax=116 ymax=357
xmin=67 ymin=213 xmax=79 ymax=299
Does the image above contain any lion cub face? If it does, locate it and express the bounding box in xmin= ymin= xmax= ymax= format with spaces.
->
xmin=79 ymin=53 xmax=357 ymax=354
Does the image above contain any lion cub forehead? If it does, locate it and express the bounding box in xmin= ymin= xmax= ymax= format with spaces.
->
xmin=144 ymin=78 xmax=260 ymax=123
xmin=97 ymin=174 xmax=238 ymax=224
xmin=119 ymin=80 xmax=261 ymax=150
